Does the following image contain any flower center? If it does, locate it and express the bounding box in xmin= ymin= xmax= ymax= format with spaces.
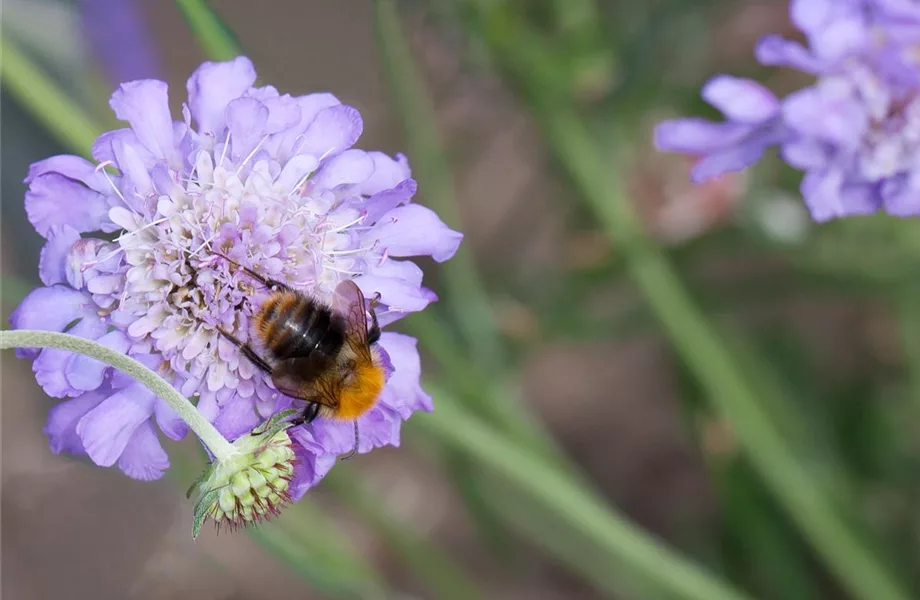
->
xmin=97 ymin=148 xmax=375 ymax=404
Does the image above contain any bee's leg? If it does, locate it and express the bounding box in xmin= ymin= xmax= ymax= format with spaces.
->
xmin=286 ymin=402 xmax=320 ymax=428
xmin=339 ymin=421 xmax=359 ymax=461
xmin=367 ymin=292 xmax=382 ymax=345
xmin=213 ymin=252 xmax=294 ymax=293
xmin=213 ymin=325 xmax=274 ymax=375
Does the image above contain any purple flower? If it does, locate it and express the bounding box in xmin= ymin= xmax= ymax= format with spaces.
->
xmin=655 ymin=0 xmax=920 ymax=221
xmin=654 ymin=76 xmax=789 ymax=183
xmin=80 ymin=0 xmax=162 ymax=84
xmin=12 ymin=57 xmax=462 ymax=493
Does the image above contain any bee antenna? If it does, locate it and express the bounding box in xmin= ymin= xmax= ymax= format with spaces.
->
xmin=339 ymin=421 xmax=359 ymax=461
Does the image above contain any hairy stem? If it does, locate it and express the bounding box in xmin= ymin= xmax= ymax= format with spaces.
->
xmin=1 ymin=329 xmax=236 ymax=461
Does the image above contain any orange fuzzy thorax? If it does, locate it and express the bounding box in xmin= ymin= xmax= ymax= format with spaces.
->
xmin=334 ymin=358 xmax=385 ymax=420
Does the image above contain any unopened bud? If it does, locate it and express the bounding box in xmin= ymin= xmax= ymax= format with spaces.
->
xmin=188 ymin=413 xmax=298 ymax=538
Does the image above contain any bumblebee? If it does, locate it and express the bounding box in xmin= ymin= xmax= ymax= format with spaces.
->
xmin=213 ymin=256 xmax=384 ymax=459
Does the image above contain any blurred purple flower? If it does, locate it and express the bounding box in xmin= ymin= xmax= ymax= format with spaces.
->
xmin=654 ymin=76 xmax=789 ymax=184
xmin=81 ymin=0 xmax=162 ymax=84
xmin=12 ymin=56 xmax=461 ymax=491
xmin=655 ymin=0 xmax=920 ymax=221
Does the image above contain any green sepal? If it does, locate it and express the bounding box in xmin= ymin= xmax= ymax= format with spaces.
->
xmin=186 ymin=462 xmax=216 ymax=499
xmin=252 ymin=408 xmax=301 ymax=437
xmin=192 ymin=487 xmax=222 ymax=539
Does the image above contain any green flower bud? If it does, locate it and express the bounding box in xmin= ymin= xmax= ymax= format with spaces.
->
xmin=188 ymin=413 xmax=299 ymax=538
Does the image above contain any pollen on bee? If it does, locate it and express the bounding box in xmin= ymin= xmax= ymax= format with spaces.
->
xmin=336 ymin=362 xmax=385 ymax=420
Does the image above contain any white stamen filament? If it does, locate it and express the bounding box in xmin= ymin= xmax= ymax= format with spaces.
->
xmin=234 ymin=135 xmax=270 ymax=177
xmin=217 ymin=130 xmax=231 ymax=169
xmin=95 ymin=161 xmax=126 ymax=203
xmin=321 ymin=214 xmax=367 ymax=233
xmin=322 ymin=265 xmax=361 ymax=276
xmin=322 ymin=245 xmax=374 ymax=257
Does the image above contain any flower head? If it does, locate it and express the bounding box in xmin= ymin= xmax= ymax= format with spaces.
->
xmin=12 ymin=56 xmax=461 ymax=494
xmin=190 ymin=419 xmax=297 ymax=536
xmin=654 ymin=75 xmax=788 ymax=184
xmin=655 ymin=0 xmax=920 ymax=221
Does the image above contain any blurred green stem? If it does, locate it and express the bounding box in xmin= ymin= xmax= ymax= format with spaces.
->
xmin=173 ymin=0 xmax=242 ymax=62
xmin=374 ymin=0 xmax=578 ymax=480
xmin=418 ymin=387 xmax=754 ymax=600
xmin=373 ymin=0 xmax=503 ymax=373
xmin=0 ymin=34 xmax=102 ymax=156
xmin=901 ymin=298 xmax=920 ymax=394
xmin=1 ymin=275 xmax=35 ymax=308
xmin=324 ymin=471 xmax=486 ymax=600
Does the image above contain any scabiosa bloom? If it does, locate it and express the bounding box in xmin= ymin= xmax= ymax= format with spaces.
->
xmin=655 ymin=0 xmax=920 ymax=221
xmin=11 ymin=56 xmax=462 ymax=495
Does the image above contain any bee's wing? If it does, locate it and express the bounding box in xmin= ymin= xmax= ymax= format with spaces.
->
xmin=272 ymin=356 xmax=339 ymax=408
xmin=333 ymin=279 xmax=373 ymax=360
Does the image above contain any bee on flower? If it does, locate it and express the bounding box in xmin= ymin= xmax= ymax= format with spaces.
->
xmin=11 ymin=56 xmax=462 ymax=508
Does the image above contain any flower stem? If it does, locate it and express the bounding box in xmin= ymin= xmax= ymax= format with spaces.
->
xmin=0 ymin=34 xmax=103 ymax=157
xmin=173 ymin=0 xmax=243 ymax=62
xmin=0 ymin=329 xmax=236 ymax=462
xmin=373 ymin=0 xmax=503 ymax=373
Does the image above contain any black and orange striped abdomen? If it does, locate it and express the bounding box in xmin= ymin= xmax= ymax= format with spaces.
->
xmin=253 ymin=291 xmax=346 ymax=362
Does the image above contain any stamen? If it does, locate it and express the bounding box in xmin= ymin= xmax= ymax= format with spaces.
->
xmin=318 ymin=146 xmax=337 ymax=162
xmin=82 ymin=246 xmax=125 ymax=271
xmin=114 ymin=215 xmax=171 ymax=242
xmin=188 ymin=235 xmax=218 ymax=259
xmin=322 ymin=265 xmax=361 ymax=276
xmin=288 ymin=171 xmax=314 ymax=197
xmin=320 ymin=214 xmax=367 ymax=234
xmin=289 ymin=278 xmax=316 ymax=287
xmin=217 ymin=131 xmax=231 ymax=169
xmin=234 ymin=135 xmax=270 ymax=177
xmin=322 ymin=246 xmax=374 ymax=257
xmin=95 ymin=161 xmax=126 ymax=203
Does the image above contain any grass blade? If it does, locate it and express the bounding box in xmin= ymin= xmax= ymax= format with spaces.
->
xmin=173 ymin=0 xmax=243 ymax=61
xmin=0 ymin=34 xmax=103 ymax=156
xmin=373 ymin=0 xmax=503 ymax=373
